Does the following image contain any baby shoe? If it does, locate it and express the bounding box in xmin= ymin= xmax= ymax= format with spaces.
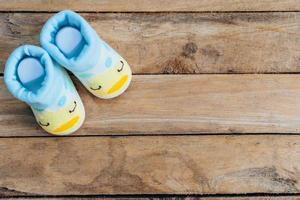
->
xmin=4 ymin=45 xmax=85 ymax=135
xmin=40 ymin=10 xmax=132 ymax=99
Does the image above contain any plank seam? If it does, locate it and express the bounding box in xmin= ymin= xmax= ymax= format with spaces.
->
xmin=1 ymin=133 xmax=300 ymax=139
xmin=1 ymin=10 xmax=300 ymax=14
xmin=4 ymin=72 xmax=300 ymax=78
xmin=1 ymin=192 xmax=300 ymax=199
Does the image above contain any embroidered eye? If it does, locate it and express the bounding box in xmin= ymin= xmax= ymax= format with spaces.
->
xmin=69 ymin=101 xmax=77 ymax=113
xmin=118 ymin=61 xmax=124 ymax=72
xmin=39 ymin=121 xmax=50 ymax=127
xmin=90 ymin=85 xmax=102 ymax=91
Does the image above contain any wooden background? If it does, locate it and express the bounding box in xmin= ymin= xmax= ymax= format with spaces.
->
xmin=0 ymin=0 xmax=300 ymax=199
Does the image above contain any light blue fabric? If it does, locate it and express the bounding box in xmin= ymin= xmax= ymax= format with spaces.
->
xmin=23 ymin=73 xmax=45 ymax=93
xmin=4 ymin=45 xmax=66 ymax=110
xmin=40 ymin=10 xmax=119 ymax=78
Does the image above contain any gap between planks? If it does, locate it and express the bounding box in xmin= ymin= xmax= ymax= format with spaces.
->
xmin=2 ymin=194 xmax=300 ymax=199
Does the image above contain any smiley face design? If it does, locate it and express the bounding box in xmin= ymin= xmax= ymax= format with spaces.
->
xmin=76 ymin=41 xmax=132 ymax=99
xmin=87 ymin=59 xmax=132 ymax=99
xmin=32 ymin=75 xmax=85 ymax=135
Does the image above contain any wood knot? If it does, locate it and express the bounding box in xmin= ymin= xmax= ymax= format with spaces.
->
xmin=182 ymin=42 xmax=198 ymax=59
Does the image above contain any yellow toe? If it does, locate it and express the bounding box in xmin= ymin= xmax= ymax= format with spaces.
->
xmin=54 ymin=116 xmax=80 ymax=133
xmin=107 ymin=75 xmax=128 ymax=95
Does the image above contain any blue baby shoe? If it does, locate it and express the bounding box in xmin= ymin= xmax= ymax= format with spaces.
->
xmin=4 ymin=45 xmax=85 ymax=135
xmin=40 ymin=10 xmax=132 ymax=99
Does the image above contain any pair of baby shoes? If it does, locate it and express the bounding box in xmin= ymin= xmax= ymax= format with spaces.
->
xmin=4 ymin=10 xmax=132 ymax=135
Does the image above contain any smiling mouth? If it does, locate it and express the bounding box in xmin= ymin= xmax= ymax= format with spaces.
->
xmin=54 ymin=116 xmax=80 ymax=133
xmin=107 ymin=75 xmax=128 ymax=94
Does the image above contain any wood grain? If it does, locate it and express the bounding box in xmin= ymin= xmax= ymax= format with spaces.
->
xmin=0 ymin=135 xmax=299 ymax=196
xmin=0 ymin=0 xmax=299 ymax=12
xmin=2 ymin=194 xmax=300 ymax=200
xmin=202 ymin=198 xmax=300 ymax=200
xmin=2 ymin=75 xmax=300 ymax=136
xmin=1 ymin=12 xmax=300 ymax=74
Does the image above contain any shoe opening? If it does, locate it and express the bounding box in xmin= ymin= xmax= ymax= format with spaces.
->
xmin=40 ymin=10 xmax=100 ymax=72
xmin=55 ymin=26 xmax=85 ymax=58
xmin=17 ymin=57 xmax=46 ymax=93
xmin=4 ymin=45 xmax=58 ymax=109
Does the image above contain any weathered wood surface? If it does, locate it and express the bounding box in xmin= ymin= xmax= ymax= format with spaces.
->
xmin=1 ymin=12 xmax=300 ymax=74
xmin=2 ymin=74 xmax=300 ymax=137
xmin=203 ymin=198 xmax=300 ymax=200
xmin=0 ymin=135 xmax=299 ymax=196
xmin=182 ymin=198 xmax=300 ymax=200
xmin=5 ymin=197 xmax=300 ymax=200
xmin=0 ymin=0 xmax=299 ymax=12
xmin=1 ymin=1 xmax=300 ymax=199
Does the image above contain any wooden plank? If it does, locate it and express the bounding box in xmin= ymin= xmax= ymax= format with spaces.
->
xmin=2 ymin=75 xmax=300 ymax=136
xmin=0 ymin=0 xmax=299 ymax=12
xmin=1 ymin=12 xmax=300 ymax=74
xmin=4 ymin=197 xmax=300 ymax=200
xmin=203 ymin=198 xmax=300 ymax=200
xmin=0 ymin=135 xmax=299 ymax=195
